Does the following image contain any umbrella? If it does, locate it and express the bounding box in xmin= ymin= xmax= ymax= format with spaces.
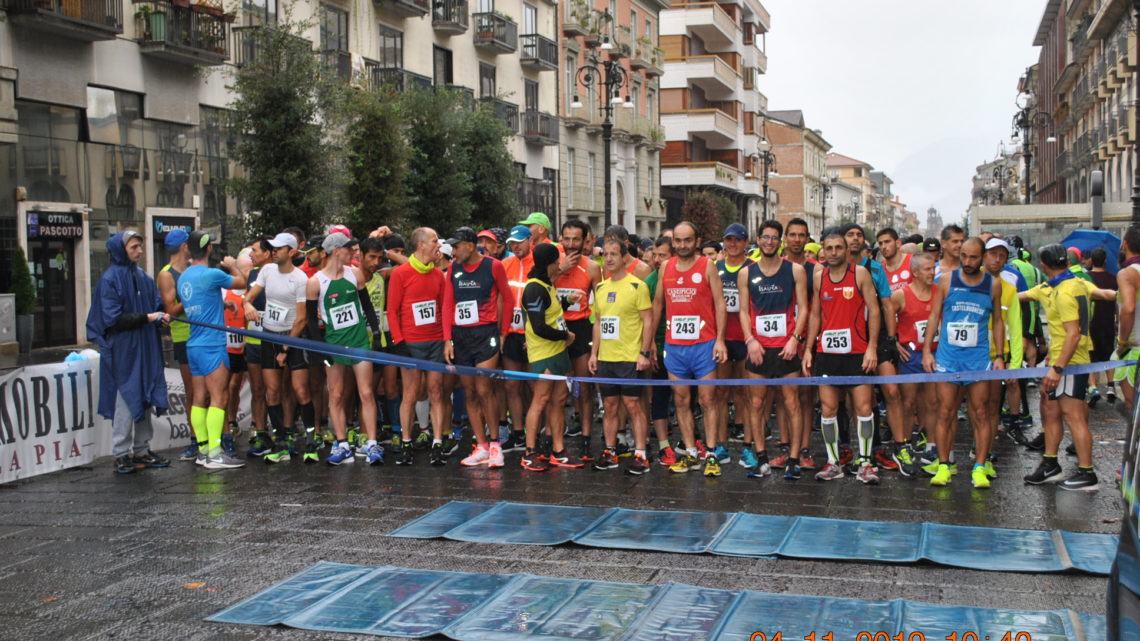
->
xmin=1059 ymin=229 xmax=1121 ymax=274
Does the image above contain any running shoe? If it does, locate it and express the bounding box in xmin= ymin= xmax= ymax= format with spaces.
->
xmin=221 ymin=434 xmax=237 ymax=458
xmin=910 ymin=428 xmax=928 ymax=450
xmin=669 ymin=453 xmax=699 ymax=474
xmin=521 ymin=451 xmax=548 ymax=472
xmin=838 ymin=445 xmax=854 ymax=466
xmin=1107 ymin=387 xmax=1118 ymax=404
xmin=768 ymin=444 xmax=790 ymax=469
xmin=983 ymin=460 xmax=997 ymax=479
xmin=390 ymin=430 xmax=403 ymax=448
xmin=929 ymin=463 xmax=952 ymax=486
xmin=487 ymin=442 xmax=505 ymax=468
xmin=1025 ymin=433 xmax=1046 ymax=451
xmin=229 ymin=420 xmax=243 ymax=438
xmin=873 ymin=447 xmax=898 ymax=471
xmin=892 ymin=444 xmax=917 ymax=478
xmin=626 ymin=453 xmax=651 ymax=476
xmin=713 ymin=444 xmax=731 ymax=465
xmin=1017 ymin=413 xmax=1034 ymax=429
xmin=548 ymin=450 xmax=584 ymax=468
xmin=302 ymin=442 xmax=320 ymax=464
xmin=657 ymin=446 xmax=678 ymax=467
xmin=729 ymin=424 xmax=745 ymax=443
xmin=430 ymin=443 xmax=446 ymax=466
xmin=738 ymin=448 xmax=759 ymax=470
xmin=132 ymin=451 xmax=170 ymax=468
xmin=1005 ymin=425 xmax=1028 ymax=446
xmin=703 ymin=455 xmax=722 ymax=477
xmin=347 ymin=428 xmax=360 ymax=451
xmin=971 ymin=466 xmax=990 ymax=489
xmin=751 ymin=451 xmax=771 ymax=477
xmin=441 ymin=437 xmax=459 ymax=457
xmin=501 ymin=431 xmax=526 ymax=453
xmin=857 ymin=461 xmax=880 ymax=485
xmin=918 ymin=446 xmax=939 ymax=466
xmin=461 ymin=444 xmax=490 ymax=467
xmin=1024 ymin=458 xmax=1065 ymax=485
xmin=578 ymin=435 xmax=593 ymax=462
xmin=564 ymin=418 xmax=583 ymax=437
xmin=413 ymin=431 xmax=431 ymax=451
xmin=799 ymin=449 xmax=816 ymax=470
xmin=784 ymin=464 xmax=802 ymax=481
xmin=1058 ymin=469 xmax=1099 ymax=491
xmin=1087 ymin=387 xmax=1101 ymax=408
xmin=592 ymin=448 xmax=619 ymax=471
xmin=113 ymin=455 xmax=137 ymax=474
xmin=178 ymin=441 xmax=199 ymax=462
xmin=394 ymin=441 xmax=414 ymax=465
xmin=195 ymin=450 xmax=207 ymax=467
xmin=814 ymin=462 xmax=844 ymax=481
xmin=365 ymin=443 xmax=385 ymax=466
xmin=1065 ymin=442 xmax=1078 ymax=456
xmin=204 ymin=451 xmax=246 ymax=469
xmin=326 ymin=444 xmax=354 ymax=466
xmin=695 ymin=440 xmax=709 ymax=459
xmin=248 ymin=433 xmax=273 ymax=457
xmin=264 ymin=446 xmax=291 ymax=464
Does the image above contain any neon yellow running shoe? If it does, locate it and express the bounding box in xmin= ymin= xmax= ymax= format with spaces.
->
xmin=983 ymin=460 xmax=997 ymax=478
xmin=930 ymin=463 xmax=952 ymax=486
xmin=971 ymin=466 xmax=991 ymax=488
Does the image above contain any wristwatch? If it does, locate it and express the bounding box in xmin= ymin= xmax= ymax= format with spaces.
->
xmin=640 ymin=350 xmax=652 ymax=358
xmin=1051 ymin=365 xmax=1064 ymax=374
xmin=794 ymin=334 xmax=806 ymax=343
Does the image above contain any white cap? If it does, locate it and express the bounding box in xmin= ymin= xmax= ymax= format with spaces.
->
xmin=268 ymin=232 xmax=298 ymax=250
xmin=985 ymin=237 xmax=1011 ymax=253
xmin=440 ymin=242 xmax=453 ymax=257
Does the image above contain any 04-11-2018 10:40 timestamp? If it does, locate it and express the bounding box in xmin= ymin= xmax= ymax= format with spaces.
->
xmin=750 ymin=632 xmax=1034 ymax=641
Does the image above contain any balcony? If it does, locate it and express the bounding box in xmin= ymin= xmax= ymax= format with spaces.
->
xmin=432 ymin=0 xmax=468 ymax=34
xmin=665 ymin=3 xmax=737 ymax=51
xmin=742 ymin=41 xmax=767 ymax=74
xmin=631 ymin=41 xmax=665 ymax=76
xmin=662 ymin=108 xmax=738 ymax=147
xmin=231 ymin=25 xmax=311 ymax=67
xmin=379 ymin=0 xmax=428 ymax=18
xmin=520 ymin=34 xmax=557 ymax=71
xmin=6 ymin=0 xmax=122 ymax=41
xmin=372 ymin=67 xmax=434 ymax=93
xmin=134 ymin=0 xmax=229 ymax=66
xmin=441 ymin=84 xmax=475 ymax=105
xmin=522 ymin=110 xmax=559 ymax=145
xmin=472 ymin=12 xmax=517 ymax=54
xmin=661 ymin=161 xmax=742 ymax=191
xmin=666 ymin=55 xmax=739 ymax=100
xmin=479 ymin=96 xmax=519 ymax=133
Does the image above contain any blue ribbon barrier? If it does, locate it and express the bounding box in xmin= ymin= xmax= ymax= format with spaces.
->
xmin=388 ymin=501 xmax=1117 ymax=575
xmin=207 ymin=562 xmax=1105 ymax=641
xmin=175 ymin=317 xmax=1137 ymax=387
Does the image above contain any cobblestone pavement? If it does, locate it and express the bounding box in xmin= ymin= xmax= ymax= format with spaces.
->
xmin=0 ymin=396 xmax=1128 ymax=641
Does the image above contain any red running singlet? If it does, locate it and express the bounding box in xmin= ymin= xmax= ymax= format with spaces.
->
xmin=816 ymin=264 xmax=869 ymax=355
xmin=663 ymin=255 xmax=717 ymax=346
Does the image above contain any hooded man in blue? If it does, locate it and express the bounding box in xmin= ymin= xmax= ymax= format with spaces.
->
xmin=85 ymin=231 xmax=172 ymax=473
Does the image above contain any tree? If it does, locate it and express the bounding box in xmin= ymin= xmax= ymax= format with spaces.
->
xmin=224 ymin=18 xmax=342 ymax=238
xmin=401 ymin=88 xmax=473 ymax=235
xmin=680 ymin=191 xmax=738 ymax=241
xmin=461 ymin=99 xmax=519 ymax=231
xmin=341 ymin=87 xmax=410 ymax=233
xmin=10 ymin=245 xmax=36 ymax=315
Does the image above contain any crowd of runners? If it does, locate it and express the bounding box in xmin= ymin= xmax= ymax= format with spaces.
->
xmin=91 ymin=213 xmax=1134 ymax=493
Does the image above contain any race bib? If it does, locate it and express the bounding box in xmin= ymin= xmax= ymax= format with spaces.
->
xmin=724 ymin=288 xmax=739 ymax=313
xmin=265 ymin=301 xmax=289 ymax=325
xmin=455 ymin=300 xmax=479 ymax=326
xmin=914 ymin=320 xmax=927 ymax=342
xmin=670 ymin=315 xmax=700 ymax=341
xmin=511 ymin=307 xmax=525 ymax=331
xmin=755 ymin=314 xmax=786 ymax=338
xmin=821 ymin=328 xmax=852 ymax=354
xmin=556 ymin=317 xmax=568 ymax=332
xmin=226 ymin=331 xmax=245 ymax=348
xmin=946 ymin=321 xmax=978 ymax=348
xmin=329 ymin=302 xmax=360 ymax=331
xmin=600 ymin=315 xmax=620 ymax=340
xmin=557 ymin=288 xmax=582 ymax=312
xmin=412 ymin=300 xmax=437 ymax=326
xmin=248 ymin=311 xmax=263 ymax=332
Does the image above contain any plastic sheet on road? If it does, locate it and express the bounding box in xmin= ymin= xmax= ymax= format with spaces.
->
xmin=390 ymin=501 xmax=1117 ymax=575
xmin=209 ymin=563 xmax=1106 ymax=641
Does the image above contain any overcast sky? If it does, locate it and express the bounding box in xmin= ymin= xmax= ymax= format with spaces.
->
xmin=761 ymin=0 xmax=1044 ymax=227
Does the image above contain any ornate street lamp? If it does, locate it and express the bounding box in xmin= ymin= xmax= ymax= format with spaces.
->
xmin=571 ymin=39 xmax=633 ymax=230
xmin=1012 ymin=91 xmax=1055 ymax=204
xmin=745 ymin=137 xmax=777 ymax=222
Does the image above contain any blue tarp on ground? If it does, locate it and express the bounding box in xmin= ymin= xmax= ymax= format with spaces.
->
xmin=208 ymin=563 xmax=1105 ymax=641
xmin=390 ymin=501 xmax=1117 ymax=575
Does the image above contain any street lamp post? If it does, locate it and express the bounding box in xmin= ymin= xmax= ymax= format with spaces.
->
xmin=816 ymin=177 xmax=832 ymax=232
xmin=1012 ymin=108 xmax=1055 ymax=204
xmin=992 ymin=165 xmax=1006 ymax=205
xmin=746 ymin=141 xmax=776 ymax=221
xmin=571 ymin=40 xmax=632 ymax=231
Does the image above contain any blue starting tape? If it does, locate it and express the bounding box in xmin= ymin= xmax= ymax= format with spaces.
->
xmin=175 ymin=317 xmax=1136 ymax=387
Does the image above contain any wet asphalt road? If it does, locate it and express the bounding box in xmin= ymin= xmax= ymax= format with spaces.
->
xmin=0 ymin=396 xmax=1129 ymax=641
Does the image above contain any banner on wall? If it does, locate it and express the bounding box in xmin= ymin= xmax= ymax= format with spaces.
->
xmin=0 ymin=353 xmax=251 ymax=484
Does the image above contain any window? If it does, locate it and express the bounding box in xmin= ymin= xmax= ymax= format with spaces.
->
xmin=478 ymin=0 xmax=492 ymax=12
xmin=567 ymin=148 xmax=576 ymax=207
xmin=524 ymin=79 xmax=538 ymax=111
xmin=631 ymin=81 xmax=640 ymax=114
xmin=321 ymin=5 xmax=348 ymax=51
xmin=434 ymin=46 xmax=453 ymax=85
xmin=378 ymin=26 xmax=402 ymax=68
xmin=242 ymin=0 xmax=276 ymax=26
xmin=608 ymin=0 xmax=616 ymax=30
xmin=647 ymin=90 xmax=654 ymax=122
xmin=524 ymin=3 xmax=536 ymax=33
xmin=565 ymin=54 xmax=577 ymax=111
xmin=645 ymin=18 xmax=652 ymax=43
xmin=587 ymin=152 xmax=596 ymax=208
xmin=648 ymin=168 xmax=655 ymax=201
xmin=630 ymin=8 xmax=637 ymax=37
xmin=479 ymin=63 xmax=496 ymax=98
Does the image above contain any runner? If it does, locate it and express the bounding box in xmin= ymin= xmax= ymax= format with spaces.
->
xmin=778 ymin=217 xmax=818 ymax=470
xmin=935 ymin=224 xmax=965 ymax=280
xmin=306 ymin=232 xmax=384 ymax=466
xmin=156 ymin=229 xmax=197 ymax=462
xmin=877 ymin=227 xmax=912 ymax=293
xmin=890 ymin=252 xmax=936 ymax=476
xmin=521 ymin=243 xmax=583 ymax=471
xmin=243 ymin=232 xmax=318 ymax=464
xmin=553 ymin=220 xmax=602 ymax=457
xmin=1020 ymin=244 xmax=1116 ymax=491
xmin=738 ymin=219 xmax=809 ymax=480
xmin=802 ymin=229 xmax=881 ymax=485
xmin=714 ymin=223 xmax=753 ymax=467
xmin=222 ymin=283 xmax=248 ymax=457
xmin=651 ymin=221 xmax=729 ymax=477
xmin=178 ymin=231 xmax=249 ymax=469
xmin=442 ymin=227 xmax=512 ymax=469
xmin=602 ymin=225 xmax=654 ymax=281
xmin=240 ymin=238 xmax=271 ymax=457
xmin=921 ymin=237 xmax=1005 ymax=488
xmin=589 ymin=238 xmax=654 ymax=475
xmin=358 ymin=237 xmax=395 ymax=444
xmin=499 ymin=225 xmax=535 ymax=453
xmin=388 ymin=227 xmax=450 ymax=465
xmin=982 ymin=237 xmax=1024 ymax=474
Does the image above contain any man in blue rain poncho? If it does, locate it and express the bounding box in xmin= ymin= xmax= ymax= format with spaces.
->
xmin=85 ymin=231 xmax=172 ymax=474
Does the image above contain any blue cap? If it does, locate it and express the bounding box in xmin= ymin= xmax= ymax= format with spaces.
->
xmin=722 ymin=223 xmax=748 ymax=240
xmin=506 ymin=225 xmax=532 ymax=243
xmin=164 ymin=228 xmax=189 ymax=249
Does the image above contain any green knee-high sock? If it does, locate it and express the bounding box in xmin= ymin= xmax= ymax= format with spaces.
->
xmin=190 ymin=406 xmax=208 ymax=449
xmin=207 ymin=407 xmax=226 ymax=454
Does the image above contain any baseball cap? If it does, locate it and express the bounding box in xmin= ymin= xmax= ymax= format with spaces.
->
xmin=322 ymin=232 xmax=358 ymax=252
xmin=446 ymin=226 xmax=478 ymax=246
xmin=507 ymin=225 xmax=532 ymax=243
xmin=164 ymin=228 xmax=189 ymax=249
xmin=188 ymin=230 xmax=213 ymax=249
xmin=804 ymin=242 xmax=821 ymax=254
xmin=519 ymin=212 xmax=552 ymax=232
xmin=328 ymin=224 xmax=352 ymax=237
xmin=268 ymin=232 xmax=298 ymax=250
xmin=1067 ymin=246 xmax=1082 ymax=259
xmin=301 ymin=236 xmax=325 ymax=253
xmin=984 ymin=237 xmax=1011 ymax=253
xmin=722 ymin=223 xmax=748 ymax=240
xmin=921 ymin=237 xmax=941 ymax=253
xmin=477 ymin=229 xmax=499 ymax=242
xmin=440 ymin=242 xmax=454 ymax=257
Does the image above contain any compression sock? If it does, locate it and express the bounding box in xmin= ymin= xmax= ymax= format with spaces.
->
xmin=857 ymin=415 xmax=875 ymax=461
xmin=206 ymin=407 xmax=226 ymax=454
xmin=190 ymin=405 xmax=208 ymax=450
xmin=416 ymin=399 xmax=430 ymax=430
xmin=820 ymin=416 xmax=839 ymax=463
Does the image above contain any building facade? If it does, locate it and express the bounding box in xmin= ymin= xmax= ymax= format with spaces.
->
xmin=826 ymin=152 xmax=875 ymax=228
xmin=763 ymin=109 xmax=830 ymax=234
xmin=657 ymin=0 xmax=769 ymax=234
